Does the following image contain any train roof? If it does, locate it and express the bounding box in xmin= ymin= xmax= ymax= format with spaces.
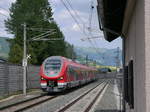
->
xmin=45 ymin=56 xmax=97 ymax=70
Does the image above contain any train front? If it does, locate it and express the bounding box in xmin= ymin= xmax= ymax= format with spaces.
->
xmin=39 ymin=56 xmax=66 ymax=92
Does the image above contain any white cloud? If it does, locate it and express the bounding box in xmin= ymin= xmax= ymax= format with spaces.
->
xmin=55 ymin=10 xmax=70 ymax=19
xmin=0 ymin=9 xmax=9 ymax=17
xmin=72 ymin=24 xmax=80 ymax=31
xmin=0 ymin=0 xmax=121 ymax=48
xmin=0 ymin=28 xmax=13 ymax=38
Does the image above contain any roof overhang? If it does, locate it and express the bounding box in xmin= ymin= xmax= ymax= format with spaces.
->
xmin=97 ymin=0 xmax=127 ymax=42
xmin=122 ymin=0 xmax=136 ymax=35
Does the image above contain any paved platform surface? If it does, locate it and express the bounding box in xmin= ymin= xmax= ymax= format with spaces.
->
xmin=0 ymin=89 xmax=45 ymax=109
xmin=93 ymin=79 xmax=122 ymax=112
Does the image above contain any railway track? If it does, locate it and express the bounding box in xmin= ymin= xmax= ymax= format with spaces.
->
xmin=0 ymin=80 xmax=107 ymax=112
xmin=0 ymin=94 xmax=58 ymax=112
xmin=56 ymin=81 xmax=108 ymax=112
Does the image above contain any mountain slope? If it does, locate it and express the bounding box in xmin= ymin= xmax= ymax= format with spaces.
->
xmin=74 ymin=46 xmax=122 ymax=66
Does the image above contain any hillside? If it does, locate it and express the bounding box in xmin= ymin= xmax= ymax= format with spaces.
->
xmin=74 ymin=46 xmax=122 ymax=66
xmin=0 ymin=37 xmax=10 ymax=59
xmin=0 ymin=37 xmax=122 ymax=66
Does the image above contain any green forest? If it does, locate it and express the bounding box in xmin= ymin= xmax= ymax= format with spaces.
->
xmin=5 ymin=0 xmax=76 ymax=65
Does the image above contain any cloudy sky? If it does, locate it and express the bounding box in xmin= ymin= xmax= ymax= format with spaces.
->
xmin=0 ymin=0 xmax=122 ymax=49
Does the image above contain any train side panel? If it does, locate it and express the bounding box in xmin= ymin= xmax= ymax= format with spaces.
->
xmin=39 ymin=56 xmax=97 ymax=92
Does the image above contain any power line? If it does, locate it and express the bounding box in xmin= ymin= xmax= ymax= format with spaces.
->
xmin=88 ymin=1 xmax=94 ymax=29
xmin=65 ymin=0 xmax=91 ymax=37
xmin=32 ymin=38 xmax=63 ymax=41
xmin=60 ymin=0 xmax=84 ymax=33
xmin=86 ymin=1 xmax=104 ymax=56
xmin=0 ymin=12 xmax=8 ymax=17
xmin=65 ymin=0 xmax=86 ymax=25
xmin=0 ymin=7 xmax=9 ymax=17
xmin=0 ymin=7 xmax=9 ymax=13
xmin=27 ymin=27 xmax=56 ymax=32
xmin=60 ymin=0 xmax=92 ymax=40
xmin=60 ymin=0 xmax=102 ymax=58
xmin=81 ymin=36 xmax=103 ymax=41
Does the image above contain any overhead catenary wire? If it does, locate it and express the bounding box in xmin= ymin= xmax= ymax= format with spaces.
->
xmin=31 ymin=32 xmax=56 ymax=41
xmin=60 ymin=0 xmax=97 ymax=49
xmin=64 ymin=0 xmax=90 ymax=36
xmin=60 ymin=0 xmax=103 ymax=59
xmin=0 ymin=7 xmax=10 ymax=13
xmin=65 ymin=0 xmax=86 ymax=25
xmin=29 ymin=30 xmax=55 ymax=40
xmin=87 ymin=1 xmax=104 ymax=57
xmin=81 ymin=36 xmax=103 ymax=41
xmin=64 ymin=0 xmax=100 ymax=35
xmin=0 ymin=6 xmax=9 ymax=17
xmin=60 ymin=0 xmax=95 ymax=42
xmin=27 ymin=27 xmax=56 ymax=32
xmin=0 ymin=12 xmax=8 ymax=17
xmin=88 ymin=1 xmax=94 ymax=30
xmin=60 ymin=0 xmax=84 ymax=33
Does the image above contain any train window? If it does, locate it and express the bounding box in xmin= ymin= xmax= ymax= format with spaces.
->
xmin=44 ymin=59 xmax=62 ymax=77
xmin=68 ymin=66 xmax=75 ymax=78
xmin=68 ymin=66 xmax=73 ymax=76
xmin=74 ymin=67 xmax=78 ymax=80
xmin=45 ymin=60 xmax=61 ymax=71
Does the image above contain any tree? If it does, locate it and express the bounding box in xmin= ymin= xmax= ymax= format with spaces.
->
xmin=8 ymin=43 xmax=22 ymax=63
xmin=5 ymin=0 xmax=74 ymax=65
xmin=65 ymin=43 xmax=76 ymax=60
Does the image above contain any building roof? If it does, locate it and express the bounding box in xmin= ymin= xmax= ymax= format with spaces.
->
xmin=97 ymin=0 xmax=127 ymax=42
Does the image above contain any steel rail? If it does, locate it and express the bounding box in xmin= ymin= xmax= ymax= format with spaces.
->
xmin=56 ymin=81 xmax=107 ymax=112
xmin=15 ymin=96 xmax=58 ymax=112
xmin=16 ymin=80 xmax=101 ymax=112
xmin=84 ymin=83 xmax=107 ymax=112
xmin=0 ymin=94 xmax=58 ymax=112
xmin=0 ymin=93 xmax=47 ymax=110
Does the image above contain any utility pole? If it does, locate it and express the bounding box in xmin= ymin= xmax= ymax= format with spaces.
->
xmin=22 ymin=25 xmax=60 ymax=96
xmin=23 ymin=23 xmax=27 ymax=95
xmin=94 ymin=60 xmax=96 ymax=67
xmin=116 ymin=47 xmax=120 ymax=68
xmin=71 ymin=45 xmax=74 ymax=61
xmin=86 ymin=55 xmax=88 ymax=66
xmin=114 ymin=47 xmax=120 ymax=71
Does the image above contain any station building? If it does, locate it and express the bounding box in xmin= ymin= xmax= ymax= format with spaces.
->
xmin=97 ymin=0 xmax=150 ymax=112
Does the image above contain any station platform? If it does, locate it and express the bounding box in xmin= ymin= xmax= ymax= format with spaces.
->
xmin=92 ymin=79 xmax=122 ymax=112
xmin=0 ymin=89 xmax=45 ymax=110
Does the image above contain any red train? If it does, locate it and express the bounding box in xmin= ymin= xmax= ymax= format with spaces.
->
xmin=39 ymin=56 xmax=97 ymax=92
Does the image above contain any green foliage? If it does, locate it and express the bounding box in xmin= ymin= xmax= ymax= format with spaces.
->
xmin=8 ymin=43 xmax=22 ymax=63
xmin=5 ymin=0 xmax=75 ymax=65
xmin=0 ymin=37 xmax=10 ymax=59
xmin=65 ymin=43 xmax=76 ymax=60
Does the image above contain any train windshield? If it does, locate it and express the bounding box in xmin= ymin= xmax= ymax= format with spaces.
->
xmin=44 ymin=58 xmax=62 ymax=77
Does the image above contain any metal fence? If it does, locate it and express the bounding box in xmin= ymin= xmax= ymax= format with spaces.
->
xmin=0 ymin=62 xmax=40 ymax=97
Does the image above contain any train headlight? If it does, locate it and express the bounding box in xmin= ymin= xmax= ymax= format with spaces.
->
xmin=41 ymin=77 xmax=45 ymax=80
xmin=58 ymin=76 xmax=63 ymax=80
